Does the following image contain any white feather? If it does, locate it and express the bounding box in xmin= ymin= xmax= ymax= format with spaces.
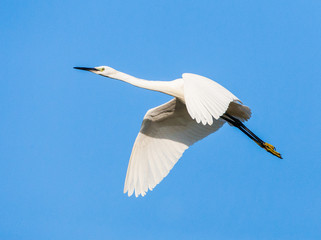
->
xmin=124 ymin=99 xmax=225 ymax=197
xmin=183 ymin=73 xmax=240 ymax=124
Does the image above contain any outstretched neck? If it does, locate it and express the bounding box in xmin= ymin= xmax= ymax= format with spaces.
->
xmin=104 ymin=70 xmax=183 ymax=99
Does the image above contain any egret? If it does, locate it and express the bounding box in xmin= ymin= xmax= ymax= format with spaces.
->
xmin=74 ymin=66 xmax=282 ymax=197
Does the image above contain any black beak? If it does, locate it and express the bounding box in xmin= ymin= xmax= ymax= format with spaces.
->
xmin=74 ymin=67 xmax=97 ymax=71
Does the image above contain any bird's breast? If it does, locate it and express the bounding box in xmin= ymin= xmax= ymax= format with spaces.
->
xmin=164 ymin=79 xmax=185 ymax=102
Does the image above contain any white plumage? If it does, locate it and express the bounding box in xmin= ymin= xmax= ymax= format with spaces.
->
xmin=183 ymin=73 xmax=241 ymax=124
xmin=74 ymin=65 xmax=281 ymax=197
xmin=124 ymin=98 xmax=226 ymax=197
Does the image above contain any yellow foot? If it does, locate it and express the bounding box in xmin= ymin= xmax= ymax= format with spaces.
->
xmin=261 ymin=142 xmax=283 ymax=159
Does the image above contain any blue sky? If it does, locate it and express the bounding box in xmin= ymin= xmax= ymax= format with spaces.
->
xmin=1 ymin=0 xmax=321 ymax=239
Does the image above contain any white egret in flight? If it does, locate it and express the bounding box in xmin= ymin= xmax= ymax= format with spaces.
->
xmin=74 ymin=66 xmax=282 ymax=197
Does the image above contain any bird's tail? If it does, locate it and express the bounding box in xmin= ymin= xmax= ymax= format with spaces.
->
xmin=221 ymin=114 xmax=282 ymax=159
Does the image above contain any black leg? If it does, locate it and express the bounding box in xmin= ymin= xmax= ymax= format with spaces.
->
xmin=221 ymin=114 xmax=282 ymax=159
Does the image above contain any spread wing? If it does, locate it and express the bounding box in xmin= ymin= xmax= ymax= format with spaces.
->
xmin=124 ymin=98 xmax=225 ymax=197
xmin=183 ymin=73 xmax=241 ymax=125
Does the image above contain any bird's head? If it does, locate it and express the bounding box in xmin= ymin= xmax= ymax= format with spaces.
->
xmin=74 ymin=65 xmax=117 ymax=77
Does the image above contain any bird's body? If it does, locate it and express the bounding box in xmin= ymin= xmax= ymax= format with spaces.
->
xmin=74 ymin=66 xmax=282 ymax=197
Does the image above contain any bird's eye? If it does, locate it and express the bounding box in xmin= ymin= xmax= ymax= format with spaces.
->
xmin=100 ymin=68 xmax=105 ymax=72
